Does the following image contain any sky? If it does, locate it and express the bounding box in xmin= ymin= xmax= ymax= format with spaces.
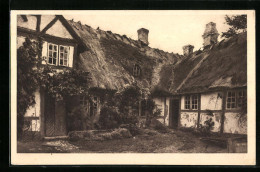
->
xmin=64 ymin=11 xmax=231 ymax=54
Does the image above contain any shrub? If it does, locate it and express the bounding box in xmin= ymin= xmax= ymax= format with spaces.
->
xmin=67 ymin=106 xmax=93 ymax=131
xmin=99 ymin=106 xmax=121 ymax=129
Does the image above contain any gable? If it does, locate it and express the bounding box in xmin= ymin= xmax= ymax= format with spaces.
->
xmin=45 ymin=19 xmax=74 ymax=39
xmin=40 ymin=15 xmax=56 ymax=31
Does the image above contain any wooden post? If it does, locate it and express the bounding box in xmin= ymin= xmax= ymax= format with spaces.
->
xmin=40 ymin=89 xmax=45 ymax=138
xmin=197 ymin=93 xmax=201 ymax=129
xmin=220 ymin=91 xmax=226 ymax=133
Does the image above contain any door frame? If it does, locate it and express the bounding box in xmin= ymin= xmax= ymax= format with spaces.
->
xmin=169 ymin=96 xmax=181 ymax=129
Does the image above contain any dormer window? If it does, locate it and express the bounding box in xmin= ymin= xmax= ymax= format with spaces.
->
xmin=133 ymin=64 xmax=141 ymax=77
xmin=47 ymin=43 xmax=70 ymax=67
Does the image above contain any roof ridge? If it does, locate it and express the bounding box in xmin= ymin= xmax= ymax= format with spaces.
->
xmin=67 ymin=19 xmax=181 ymax=56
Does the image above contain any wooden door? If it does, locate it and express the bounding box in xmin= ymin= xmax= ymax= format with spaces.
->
xmin=44 ymin=94 xmax=55 ymax=136
xmin=170 ymin=99 xmax=180 ymax=129
xmin=44 ymin=94 xmax=67 ymax=136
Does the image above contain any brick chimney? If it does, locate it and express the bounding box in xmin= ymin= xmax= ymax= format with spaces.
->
xmin=202 ymin=22 xmax=219 ymax=47
xmin=137 ymin=28 xmax=149 ymax=45
xmin=183 ymin=45 xmax=194 ymax=56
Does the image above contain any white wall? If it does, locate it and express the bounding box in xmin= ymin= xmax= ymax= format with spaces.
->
xmin=46 ymin=20 xmax=73 ymax=39
xmin=153 ymin=97 xmax=170 ymax=126
xmin=17 ymin=36 xmax=26 ymax=48
xmin=201 ymin=92 xmax=222 ymax=110
xmin=180 ymin=112 xmax=198 ymax=128
xmin=17 ymin=15 xmax=37 ymax=31
xmin=199 ymin=112 xmax=222 ymax=132
xmin=224 ymin=112 xmax=247 ymax=134
xmin=24 ymin=90 xmax=41 ymax=132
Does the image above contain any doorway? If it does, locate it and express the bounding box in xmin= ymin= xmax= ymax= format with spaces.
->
xmin=170 ymin=99 xmax=180 ymax=129
xmin=44 ymin=93 xmax=67 ymax=136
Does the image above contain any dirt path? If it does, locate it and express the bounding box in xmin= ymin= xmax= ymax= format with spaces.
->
xmin=17 ymin=130 xmax=228 ymax=153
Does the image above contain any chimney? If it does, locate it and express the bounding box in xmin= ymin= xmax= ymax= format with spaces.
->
xmin=202 ymin=22 xmax=219 ymax=47
xmin=183 ymin=45 xmax=194 ymax=56
xmin=137 ymin=28 xmax=149 ymax=45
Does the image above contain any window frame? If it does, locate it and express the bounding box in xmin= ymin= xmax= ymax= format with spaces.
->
xmin=226 ymin=90 xmax=247 ymax=110
xmin=47 ymin=43 xmax=70 ymax=67
xmin=184 ymin=94 xmax=199 ymax=110
xmin=47 ymin=43 xmax=58 ymax=66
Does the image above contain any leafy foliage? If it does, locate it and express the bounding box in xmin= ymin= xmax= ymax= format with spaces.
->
xmin=221 ymin=15 xmax=247 ymax=38
xmin=17 ymin=37 xmax=91 ymax=139
xmin=67 ymin=105 xmax=93 ymax=131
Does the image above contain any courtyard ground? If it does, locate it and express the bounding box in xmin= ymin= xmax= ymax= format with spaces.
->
xmin=17 ymin=129 xmax=229 ymax=153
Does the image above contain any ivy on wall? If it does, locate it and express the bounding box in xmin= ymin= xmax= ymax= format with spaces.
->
xmin=17 ymin=37 xmax=91 ymax=139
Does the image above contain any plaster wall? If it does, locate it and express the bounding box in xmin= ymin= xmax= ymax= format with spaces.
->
xmin=199 ymin=112 xmax=222 ymax=132
xmin=17 ymin=36 xmax=26 ymax=48
xmin=201 ymin=92 xmax=222 ymax=110
xmin=17 ymin=15 xmax=37 ymax=31
xmin=180 ymin=112 xmax=198 ymax=128
xmin=153 ymin=97 xmax=170 ymax=126
xmin=224 ymin=112 xmax=247 ymax=134
xmin=46 ymin=20 xmax=73 ymax=39
xmin=24 ymin=90 xmax=41 ymax=132
xmin=181 ymin=96 xmax=185 ymax=110
xmin=24 ymin=90 xmax=41 ymax=117
xmin=40 ymin=15 xmax=56 ymax=31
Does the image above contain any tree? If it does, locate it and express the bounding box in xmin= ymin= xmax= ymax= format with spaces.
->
xmin=221 ymin=15 xmax=247 ymax=38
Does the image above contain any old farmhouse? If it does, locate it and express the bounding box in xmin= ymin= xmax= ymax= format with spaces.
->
xmin=17 ymin=15 xmax=247 ymax=138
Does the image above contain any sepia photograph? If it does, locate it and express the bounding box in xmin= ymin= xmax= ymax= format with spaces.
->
xmin=10 ymin=10 xmax=255 ymax=165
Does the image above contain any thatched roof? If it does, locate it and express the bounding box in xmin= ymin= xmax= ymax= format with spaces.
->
xmin=67 ymin=19 xmax=246 ymax=95
xmin=67 ymin=20 xmax=183 ymax=91
xmin=176 ymin=32 xmax=247 ymax=94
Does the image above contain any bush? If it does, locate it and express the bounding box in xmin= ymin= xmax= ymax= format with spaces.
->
xmin=119 ymin=124 xmax=140 ymax=136
xmin=99 ymin=106 xmax=121 ymax=129
xmin=67 ymin=106 xmax=93 ymax=131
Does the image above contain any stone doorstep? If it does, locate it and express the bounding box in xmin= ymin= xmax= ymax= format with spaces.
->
xmin=44 ymin=136 xmax=69 ymax=141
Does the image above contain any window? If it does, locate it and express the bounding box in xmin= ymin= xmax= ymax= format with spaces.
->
xmin=59 ymin=46 xmax=69 ymax=66
xmin=133 ymin=64 xmax=141 ymax=76
xmin=48 ymin=44 xmax=58 ymax=65
xmin=79 ymin=96 xmax=99 ymax=117
xmin=185 ymin=95 xmax=190 ymax=109
xmin=192 ymin=95 xmax=198 ymax=110
xmin=184 ymin=95 xmax=198 ymax=110
xmin=226 ymin=90 xmax=246 ymax=109
xmin=47 ymin=43 xmax=70 ymax=67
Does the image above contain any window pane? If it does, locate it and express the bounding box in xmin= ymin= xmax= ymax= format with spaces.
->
xmin=65 ymin=47 xmax=68 ymax=53
xmin=53 ymin=52 xmax=57 ymax=58
xmin=60 ymin=46 xmax=64 ymax=51
xmin=49 ymin=45 xmax=52 ymax=50
xmin=227 ymin=103 xmax=230 ymax=108
xmin=54 ymin=45 xmax=57 ymax=51
xmin=64 ymin=60 xmax=67 ymax=66
xmin=49 ymin=50 xmax=52 ymax=57
xmin=48 ymin=58 xmax=52 ymax=64
xmin=60 ymin=53 xmax=63 ymax=59
xmin=64 ymin=54 xmax=67 ymax=60
xmin=60 ymin=60 xmax=63 ymax=65
xmin=53 ymin=58 xmax=56 ymax=65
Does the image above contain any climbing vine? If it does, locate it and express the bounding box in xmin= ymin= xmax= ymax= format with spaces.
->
xmin=17 ymin=37 xmax=91 ymax=139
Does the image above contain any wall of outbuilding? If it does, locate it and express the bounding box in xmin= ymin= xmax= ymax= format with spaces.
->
xmin=179 ymin=91 xmax=246 ymax=135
